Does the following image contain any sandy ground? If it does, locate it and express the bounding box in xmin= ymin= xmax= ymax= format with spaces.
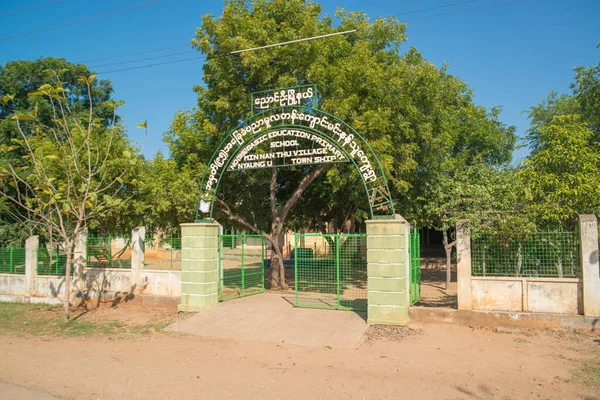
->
xmin=0 ymin=302 xmax=599 ymax=400
xmin=419 ymin=267 xmax=458 ymax=308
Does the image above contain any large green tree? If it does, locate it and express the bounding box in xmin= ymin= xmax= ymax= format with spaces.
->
xmin=0 ymin=76 xmax=138 ymax=320
xmin=0 ymin=58 xmax=116 ymax=242
xmin=165 ymin=0 xmax=515 ymax=288
xmin=520 ymin=115 xmax=600 ymax=229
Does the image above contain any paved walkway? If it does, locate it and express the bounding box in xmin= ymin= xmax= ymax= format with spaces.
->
xmin=168 ymin=293 xmax=368 ymax=348
xmin=0 ymin=382 xmax=62 ymax=400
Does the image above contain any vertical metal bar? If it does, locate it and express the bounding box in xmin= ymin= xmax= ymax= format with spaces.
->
xmin=261 ymin=235 xmax=265 ymax=292
xmin=336 ymin=234 xmax=341 ymax=308
xmin=170 ymin=234 xmax=173 ymax=269
xmin=294 ymin=234 xmax=298 ymax=307
xmin=241 ymin=234 xmax=245 ymax=296
xmin=218 ymin=235 xmax=222 ymax=300
xmin=9 ymin=247 xmax=14 ymax=273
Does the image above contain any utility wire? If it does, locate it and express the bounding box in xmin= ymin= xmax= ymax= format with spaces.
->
xmin=97 ymin=55 xmax=208 ymax=74
xmin=362 ymin=0 xmax=428 ymax=13
xmin=75 ymin=1 xmax=478 ymax=67
xmin=0 ymin=0 xmax=160 ymax=41
xmin=75 ymin=44 xmax=190 ymax=64
xmin=230 ymin=29 xmax=357 ymax=54
xmin=89 ymin=50 xmax=197 ymax=68
xmin=404 ymin=0 xmax=527 ymax=23
xmin=390 ymin=0 xmax=478 ymax=17
xmin=97 ymin=0 xmax=526 ymax=74
xmin=0 ymin=0 xmax=62 ymax=18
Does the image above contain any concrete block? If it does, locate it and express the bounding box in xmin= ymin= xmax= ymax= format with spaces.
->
xmin=365 ymin=221 xmax=407 ymax=236
xmin=178 ymin=293 xmax=218 ymax=312
xmin=181 ymin=281 xmax=218 ymax=295
xmin=367 ymin=263 xmax=404 ymax=278
xmin=471 ymin=279 xmax=522 ymax=312
xmin=368 ymin=277 xmax=406 ymax=292
xmin=367 ymin=249 xmax=405 ymax=264
xmin=368 ymin=290 xmax=406 ymax=307
xmin=181 ymin=259 xmax=218 ymax=272
xmin=182 ymin=247 xmax=218 ymax=261
xmin=0 ymin=275 xmax=9 ymax=294
xmin=367 ymin=304 xmax=409 ymax=325
xmin=181 ymin=223 xmax=220 ymax=237
xmin=181 ymin=270 xmax=218 ymax=283
xmin=367 ymin=235 xmax=405 ymax=250
xmin=182 ymin=236 xmax=218 ymax=249
xmin=527 ymin=281 xmax=580 ymax=314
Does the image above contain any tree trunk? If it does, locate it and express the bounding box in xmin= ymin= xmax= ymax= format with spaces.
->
xmin=269 ymin=240 xmax=288 ymax=290
xmin=216 ymin=165 xmax=324 ymax=291
xmin=443 ymin=229 xmax=451 ymax=290
xmin=63 ymin=240 xmax=72 ymax=321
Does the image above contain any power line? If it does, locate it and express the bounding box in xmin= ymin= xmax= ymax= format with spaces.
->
xmin=75 ymin=44 xmax=190 ymax=64
xmin=98 ymin=30 xmax=358 ymax=73
xmin=390 ymin=0 xmax=478 ymax=17
xmin=230 ymin=29 xmax=357 ymax=54
xmin=0 ymin=0 xmax=160 ymax=41
xmin=73 ymin=1 xmax=482 ymax=68
xmin=0 ymin=0 xmax=62 ymax=18
xmin=97 ymin=55 xmax=208 ymax=74
xmin=97 ymin=1 xmax=527 ymax=75
xmin=362 ymin=0 xmax=428 ymax=13
xmin=404 ymin=0 xmax=527 ymax=23
xmin=89 ymin=50 xmax=197 ymax=68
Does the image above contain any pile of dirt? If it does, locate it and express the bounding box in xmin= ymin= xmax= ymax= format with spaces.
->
xmin=364 ymin=323 xmax=422 ymax=342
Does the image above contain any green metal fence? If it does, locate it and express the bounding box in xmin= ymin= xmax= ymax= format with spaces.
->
xmin=218 ymin=234 xmax=265 ymax=301
xmin=409 ymin=228 xmax=421 ymax=305
xmin=0 ymin=245 xmax=26 ymax=274
xmin=37 ymin=246 xmax=67 ymax=275
xmin=293 ymin=233 xmax=367 ymax=311
xmin=143 ymin=234 xmax=181 ymax=270
xmin=472 ymin=231 xmax=580 ymax=278
xmin=86 ymin=236 xmax=132 ymax=269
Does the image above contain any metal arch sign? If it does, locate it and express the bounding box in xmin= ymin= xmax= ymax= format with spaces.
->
xmin=196 ymin=86 xmax=395 ymax=220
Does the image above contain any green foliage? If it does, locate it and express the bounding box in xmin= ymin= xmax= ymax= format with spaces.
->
xmin=0 ymin=58 xmax=116 ymax=241
xmin=519 ymin=115 xmax=600 ymax=229
xmin=161 ymin=0 xmax=516 ymax=234
xmin=0 ymin=77 xmax=138 ymax=243
xmin=572 ymin=61 xmax=600 ymax=132
xmin=132 ymin=152 xmax=199 ymax=231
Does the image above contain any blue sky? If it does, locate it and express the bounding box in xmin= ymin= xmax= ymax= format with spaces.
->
xmin=1 ymin=0 xmax=598 ymax=162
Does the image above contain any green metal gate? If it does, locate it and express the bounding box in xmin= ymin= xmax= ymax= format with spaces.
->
xmin=218 ymin=234 xmax=265 ymax=301
xmin=86 ymin=236 xmax=131 ymax=269
xmin=409 ymin=228 xmax=421 ymax=305
xmin=293 ymin=233 xmax=367 ymax=311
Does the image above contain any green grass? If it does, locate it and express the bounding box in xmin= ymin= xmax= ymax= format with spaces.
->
xmin=572 ymin=362 xmax=600 ymax=390
xmin=0 ymin=302 xmax=170 ymax=339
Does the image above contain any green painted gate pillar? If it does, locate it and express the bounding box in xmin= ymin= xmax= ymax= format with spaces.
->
xmin=179 ymin=222 xmax=220 ymax=312
xmin=366 ymin=215 xmax=410 ymax=325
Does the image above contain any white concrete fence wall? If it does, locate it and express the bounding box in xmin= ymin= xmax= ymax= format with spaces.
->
xmin=457 ymin=215 xmax=600 ymax=317
xmin=0 ymin=227 xmax=181 ymax=305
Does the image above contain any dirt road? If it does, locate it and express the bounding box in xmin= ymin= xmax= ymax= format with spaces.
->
xmin=1 ymin=314 xmax=598 ymax=400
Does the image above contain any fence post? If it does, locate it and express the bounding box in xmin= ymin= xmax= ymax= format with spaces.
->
xmin=179 ymin=222 xmax=220 ymax=312
xmin=25 ymin=235 xmax=39 ymax=297
xmin=72 ymin=227 xmax=87 ymax=295
xmin=457 ymin=220 xmax=472 ymax=311
xmin=366 ymin=214 xmax=410 ymax=325
xmin=131 ymin=226 xmax=146 ymax=293
xmin=579 ymin=215 xmax=600 ymax=316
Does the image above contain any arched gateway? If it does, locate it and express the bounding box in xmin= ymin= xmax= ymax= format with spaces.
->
xmin=180 ymin=85 xmax=415 ymax=326
xmin=195 ymin=85 xmax=394 ymax=221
